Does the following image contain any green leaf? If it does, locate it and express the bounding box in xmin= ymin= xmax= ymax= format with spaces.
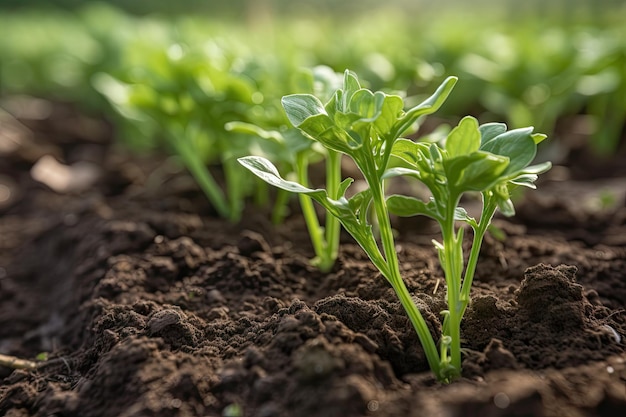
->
xmin=446 ymin=116 xmax=480 ymax=158
xmin=225 ymin=121 xmax=283 ymax=143
xmin=531 ymin=133 xmax=548 ymax=144
xmin=338 ymin=177 xmax=354 ymax=197
xmin=444 ymin=151 xmax=509 ymax=191
xmin=282 ymin=94 xmax=327 ymax=127
xmin=509 ymin=174 xmax=539 ymax=188
xmin=508 ymin=162 xmax=552 ymax=188
xmin=480 ymin=127 xmax=536 ymax=175
xmin=238 ymin=156 xmax=325 ymax=197
xmin=387 ymin=195 xmax=439 ymax=220
xmin=382 ymin=167 xmax=422 ymax=180
xmin=392 ymin=76 xmax=457 ymax=136
xmin=519 ymin=161 xmax=552 ymax=175
xmin=479 ymin=122 xmax=507 ymax=146
xmin=296 ymin=114 xmax=358 ymax=154
xmin=342 ymin=70 xmax=361 ymax=111
xmin=348 ymin=188 xmax=372 ymax=216
xmin=491 ymin=183 xmax=516 ymax=217
xmin=349 ymin=89 xmax=381 ymax=121
xmin=390 ymin=138 xmax=428 ymax=166
xmin=454 ymin=207 xmax=476 ymax=225
xmin=498 ymin=198 xmax=515 ymax=217
xmin=374 ymin=94 xmax=404 ymax=134
xmin=430 ymin=143 xmax=443 ymax=165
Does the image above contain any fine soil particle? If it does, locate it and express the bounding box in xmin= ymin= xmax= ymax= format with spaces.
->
xmin=0 ymin=100 xmax=625 ymax=416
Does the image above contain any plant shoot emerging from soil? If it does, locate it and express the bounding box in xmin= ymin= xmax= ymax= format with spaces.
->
xmin=239 ymin=70 xmax=551 ymax=382
xmin=227 ymin=67 xmax=345 ymax=272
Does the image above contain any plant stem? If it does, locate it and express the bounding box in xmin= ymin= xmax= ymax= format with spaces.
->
xmin=364 ymin=165 xmax=442 ymax=380
xmin=324 ymin=150 xmax=342 ymax=269
xmin=296 ymin=153 xmax=332 ymax=272
xmin=459 ymin=194 xmax=498 ymax=316
xmin=271 ymin=188 xmax=290 ymax=225
xmin=440 ymin=197 xmax=463 ymax=380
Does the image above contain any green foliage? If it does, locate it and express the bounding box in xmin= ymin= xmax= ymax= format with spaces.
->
xmin=0 ymin=3 xmax=622 ymax=224
xmin=240 ymin=71 xmax=550 ymax=382
xmin=229 ymin=66 xmax=343 ymax=271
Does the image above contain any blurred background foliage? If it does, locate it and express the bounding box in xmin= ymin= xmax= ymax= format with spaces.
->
xmin=1 ymin=0 xmax=625 ymax=158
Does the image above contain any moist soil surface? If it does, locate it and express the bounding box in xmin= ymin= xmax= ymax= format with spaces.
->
xmin=1 ymin=100 xmax=625 ymax=417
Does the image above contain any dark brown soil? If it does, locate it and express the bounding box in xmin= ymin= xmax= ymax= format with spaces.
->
xmin=1 ymin=99 xmax=625 ymax=417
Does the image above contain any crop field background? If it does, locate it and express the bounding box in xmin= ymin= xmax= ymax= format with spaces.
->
xmin=1 ymin=0 xmax=625 ymax=156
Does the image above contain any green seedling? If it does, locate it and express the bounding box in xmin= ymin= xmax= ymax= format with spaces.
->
xmin=227 ymin=120 xmax=341 ymax=272
xmin=239 ymin=70 xmax=550 ymax=382
xmin=93 ymin=40 xmax=268 ymax=223
xmin=228 ymin=66 xmax=344 ymax=272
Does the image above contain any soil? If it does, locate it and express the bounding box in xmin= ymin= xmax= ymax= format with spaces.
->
xmin=1 ymin=98 xmax=625 ymax=417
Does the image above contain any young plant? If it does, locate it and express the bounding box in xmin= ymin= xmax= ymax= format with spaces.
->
xmin=239 ymin=70 xmax=551 ymax=382
xmin=227 ymin=120 xmax=341 ymax=272
xmin=228 ymin=66 xmax=344 ymax=272
xmin=93 ymin=41 xmax=267 ymax=223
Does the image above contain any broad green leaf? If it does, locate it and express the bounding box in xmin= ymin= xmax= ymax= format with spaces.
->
xmin=334 ymin=111 xmax=362 ymax=130
xmin=238 ymin=156 xmax=325 ymax=197
xmin=460 ymin=153 xmax=509 ymax=191
xmin=480 ymin=127 xmax=536 ymax=175
xmin=297 ymin=114 xmax=356 ymax=154
xmin=479 ymin=122 xmax=507 ymax=146
xmin=374 ymin=94 xmax=404 ymax=134
xmin=342 ymin=70 xmax=361 ymax=111
xmin=282 ymin=94 xmax=327 ymax=127
xmin=349 ymin=89 xmax=381 ymax=121
xmin=444 ymin=151 xmax=509 ymax=191
xmin=387 ymin=195 xmax=439 ymax=220
xmin=446 ymin=116 xmax=480 ymax=158
xmin=393 ymin=76 xmax=457 ymax=136
xmin=390 ymin=138 xmax=428 ymax=166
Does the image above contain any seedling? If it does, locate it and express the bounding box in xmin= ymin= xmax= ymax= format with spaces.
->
xmin=227 ymin=120 xmax=341 ymax=272
xmin=228 ymin=66 xmax=344 ymax=272
xmin=239 ymin=70 xmax=550 ymax=382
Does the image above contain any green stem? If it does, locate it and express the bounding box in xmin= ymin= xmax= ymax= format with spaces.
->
xmin=254 ymin=178 xmax=269 ymax=208
xmin=172 ymin=138 xmax=230 ymax=220
xmin=441 ymin=198 xmax=463 ymax=379
xmin=364 ymin=164 xmax=442 ymax=380
xmin=324 ymin=150 xmax=342 ymax=269
xmin=459 ymin=194 xmax=498 ymax=316
xmin=296 ymin=153 xmax=330 ymax=272
xmin=271 ymin=188 xmax=291 ymax=225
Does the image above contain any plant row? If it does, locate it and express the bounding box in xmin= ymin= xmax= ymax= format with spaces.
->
xmin=0 ymin=3 xmax=590 ymax=383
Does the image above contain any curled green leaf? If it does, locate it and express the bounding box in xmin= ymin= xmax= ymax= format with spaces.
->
xmin=238 ymin=156 xmax=325 ymax=197
xmin=282 ymin=94 xmax=327 ymax=127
